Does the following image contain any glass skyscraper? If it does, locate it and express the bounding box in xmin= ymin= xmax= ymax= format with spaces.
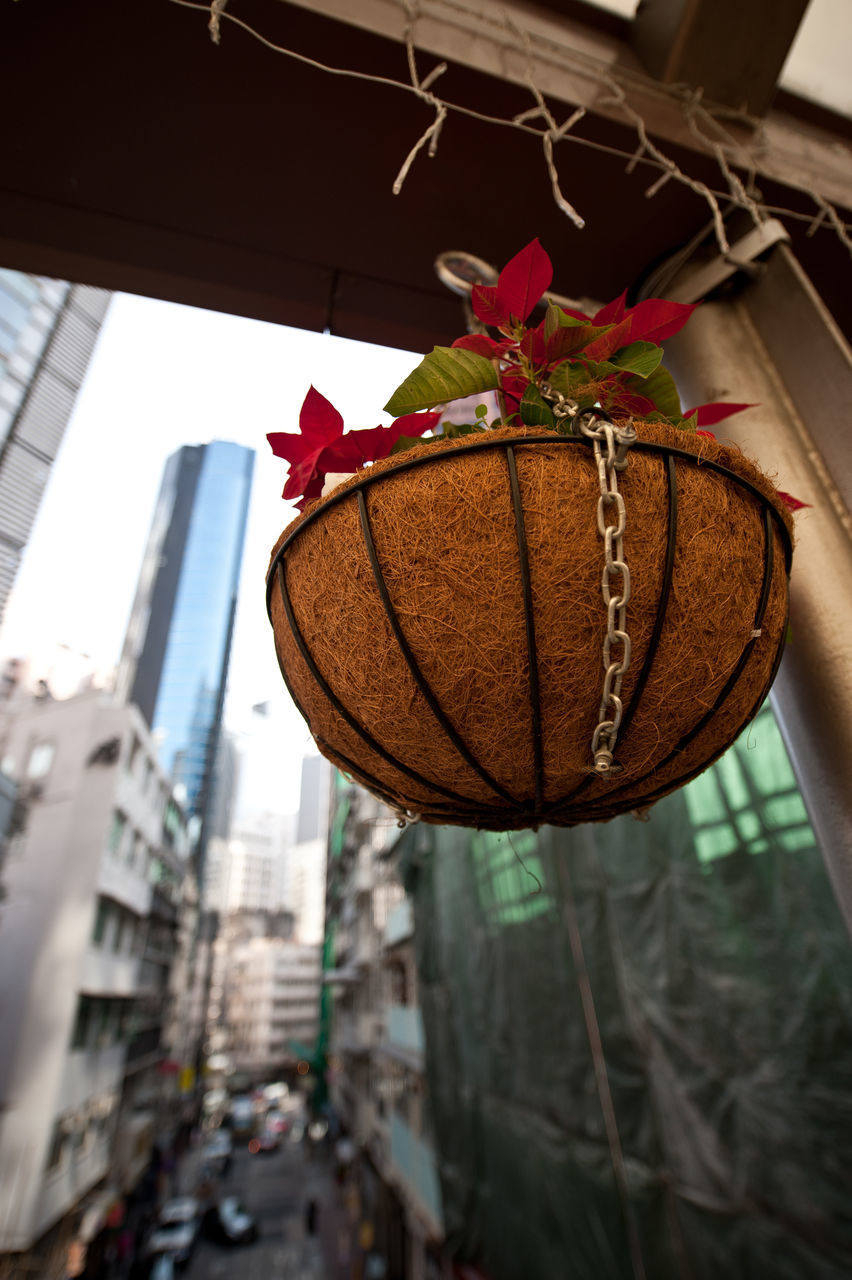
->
xmin=0 ymin=270 xmax=110 ymax=624
xmin=117 ymin=440 xmax=254 ymax=855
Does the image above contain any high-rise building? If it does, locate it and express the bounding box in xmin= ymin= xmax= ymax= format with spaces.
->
xmin=0 ymin=689 xmax=189 ymax=1257
xmin=204 ymin=812 xmax=294 ymax=918
xmin=0 ymin=271 xmax=110 ymax=625
xmin=116 ymin=440 xmax=254 ymax=869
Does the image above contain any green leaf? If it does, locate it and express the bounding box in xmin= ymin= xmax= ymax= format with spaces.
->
xmin=608 ymin=341 xmax=663 ymax=380
xmin=390 ymin=433 xmax=433 ymax=455
xmin=543 ymin=302 xmax=561 ymax=342
xmin=624 ymin=364 xmax=683 ymax=418
xmin=384 ymin=347 xmax=499 ymax=416
xmin=554 ymin=311 xmax=597 ymax=329
xmin=519 ymin=383 xmax=556 ymax=429
xmin=440 ymin=421 xmax=488 ymax=439
xmin=474 ymin=403 xmax=488 ymax=420
xmin=548 ymin=362 xmax=602 ymax=409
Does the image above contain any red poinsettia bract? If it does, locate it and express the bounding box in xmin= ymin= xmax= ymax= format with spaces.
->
xmin=268 ymin=386 xmax=440 ymax=509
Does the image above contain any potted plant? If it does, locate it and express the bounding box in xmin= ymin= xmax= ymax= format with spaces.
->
xmin=266 ymin=240 xmax=796 ymax=830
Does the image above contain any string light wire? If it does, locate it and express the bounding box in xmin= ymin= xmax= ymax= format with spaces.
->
xmin=165 ymin=0 xmax=852 ymax=260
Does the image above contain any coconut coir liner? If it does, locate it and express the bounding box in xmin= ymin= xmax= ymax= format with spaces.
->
xmin=268 ymin=423 xmax=792 ymax=828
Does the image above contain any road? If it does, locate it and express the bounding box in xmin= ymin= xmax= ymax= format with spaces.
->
xmin=183 ymin=1134 xmax=328 ymax=1280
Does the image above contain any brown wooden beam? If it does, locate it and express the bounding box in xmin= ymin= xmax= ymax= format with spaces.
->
xmin=632 ymin=0 xmax=810 ymax=115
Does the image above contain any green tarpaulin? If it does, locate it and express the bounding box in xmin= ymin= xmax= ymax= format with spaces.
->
xmin=401 ymin=704 xmax=852 ymax=1279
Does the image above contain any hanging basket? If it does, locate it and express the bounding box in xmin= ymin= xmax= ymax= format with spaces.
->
xmin=266 ymin=422 xmax=793 ymax=830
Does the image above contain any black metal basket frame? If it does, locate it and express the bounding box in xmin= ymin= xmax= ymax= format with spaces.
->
xmin=266 ymin=433 xmax=792 ymax=827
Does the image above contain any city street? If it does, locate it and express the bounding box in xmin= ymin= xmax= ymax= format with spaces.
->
xmin=181 ymin=1134 xmax=332 ymax=1280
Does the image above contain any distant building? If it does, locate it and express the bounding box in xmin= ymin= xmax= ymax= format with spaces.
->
xmin=297 ymin=753 xmax=328 ymax=844
xmin=0 ymin=271 xmax=110 ymax=626
xmin=204 ymin=811 xmax=294 ymax=917
xmin=0 ymin=689 xmax=189 ymax=1256
xmin=115 ymin=440 xmax=254 ymax=874
xmin=208 ymin=729 xmax=240 ymax=842
xmin=290 ymin=755 xmax=331 ymax=943
xmin=325 ymin=779 xmax=445 ymax=1278
xmin=223 ymin=935 xmax=321 ymax=1078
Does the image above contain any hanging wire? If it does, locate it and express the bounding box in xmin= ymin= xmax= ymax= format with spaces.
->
xmin=166 ymin=0 xmax=852 ymax=254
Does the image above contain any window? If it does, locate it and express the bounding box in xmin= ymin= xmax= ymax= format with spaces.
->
xmin=26 ymin=742 xmax=54 ymax=779
xmin=91 ymin=898 xmax=110 ymax=946
xmin=126 ymin=733 xmax=141 ymax=773
xmin=71 ymin=995 xmax=94 ymax=1049
xmin=108 ymin=810 xmax=127 ymax=856
xmin=45 ymin=1120 xmax=66 ymax=1172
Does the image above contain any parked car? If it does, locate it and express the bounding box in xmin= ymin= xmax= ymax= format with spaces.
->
xmin=249 ymin=1125 xmax=280 ymax=1154
xmin=146 ymin=1197 xmax=200 ymax=1269
xmin=228 ymin=1095 xmax=256 ymax=1138
xmin=202 ymin=1197 xmax=259 ymax=1245
xmin=201 ymin=1128 xmax=233 ymax=1174
xmin=264 ymin=1108 xmax=289 ymax=1135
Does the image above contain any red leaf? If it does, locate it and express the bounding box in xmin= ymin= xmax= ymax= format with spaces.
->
xmin=560 ymin=306 xmax=592 ymax=323
xmin=696 ymin=428 xmax=717 ymax=440
xmin=500 ymin=371 xmax=530 ymax=420
xmin=320 ymin=411 xmax=440 ymax=471
xmin=608 ymin=390 xmax=656 ymax=417
xmin=623 ymin=298 xmax=698 ymax=344
xmin=268 ymin=386 xmax=347 ymax=501
xmin=471 ymin=284 xmax=509 ymax=327
xmin=495 ymin=238 xmax=553 ymax=324
xmin=582 ymin=316 xmax=634 ymax=361
xmin=544 ymin=323 xmax=615 ymax=365
xmin=687 ymin=401 xmax=754 ymax=426
xmin=593 ymin=290 xmax=628 ymax=326
xmin=520 ymin=328 xmax=547 ymax=367
xmin=777 ymin=490 xmax=811 ymax=512
xmin=281 ymin=453 xmax=325 ymax=503
xmin=452 ymin=334 xmax=509 ymax=358
xmin=293 ymin=473 xmax=325 ymax=511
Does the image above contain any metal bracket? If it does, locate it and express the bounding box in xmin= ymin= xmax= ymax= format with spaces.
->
xmin=667 ymin=219 xmax=790 ymax=304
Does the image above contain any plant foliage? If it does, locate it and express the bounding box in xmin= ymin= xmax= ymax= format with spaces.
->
xmin=268 ymin=238 xmax=789 ymax=510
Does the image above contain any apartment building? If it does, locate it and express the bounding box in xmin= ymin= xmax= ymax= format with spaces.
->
xmin=0 ymin=689 xmax=188 ymax=1256
xmin=224 ymin=932 xmax=322 ymax=1078
xmin=325 ymin=779 xmax=447 ymax=1280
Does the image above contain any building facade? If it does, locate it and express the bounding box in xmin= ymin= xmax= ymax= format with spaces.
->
xmin=325 ymin=778 xmax=447 ymax=1280
xmin=204 ymin=811 xmax=294 ymax=917
xmin=0 ymin=271 xmax=110 ymax=625
xmin=0 ymin=690 xmax=188 ymax=1257
xmin=211 ymin=918 xmax=321 ymax=1080
xmin=116 ymin=439 xmax=254 ymax=870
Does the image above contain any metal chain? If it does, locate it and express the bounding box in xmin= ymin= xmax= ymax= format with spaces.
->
xmin=539 ymin=381 xmax=578 ymax=430
xmin=536 ymin=386 xmax=638 ymax=775
xmin=579 ymin=412 xmax=637 ymax=775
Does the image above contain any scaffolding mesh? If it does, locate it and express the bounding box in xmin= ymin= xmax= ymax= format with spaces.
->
xmin=400 ymin=703 xmax=852 ymax=1279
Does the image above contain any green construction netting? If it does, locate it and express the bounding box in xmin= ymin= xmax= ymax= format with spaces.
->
xmin=400 ymin=703 xmax=852 ymax=1280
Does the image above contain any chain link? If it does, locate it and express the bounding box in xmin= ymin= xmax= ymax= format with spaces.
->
xmin=579 ymin=413 xmax=637 ymax=776
xmin=537 ymin=387 xmax=637 ymax=776
xmin=539 ymin=381 xmax=578 ymax=430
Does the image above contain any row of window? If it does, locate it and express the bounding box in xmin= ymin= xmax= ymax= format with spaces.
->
xmin=107 ymin=809 xmax=154 ymax=876
xmin=70 ymin=995 xmax=136 ymax=1051
xmin=45 ymin=1095 xmax=117 ymax=1174
xmin=91 ymin=895 xmax=144 ymax=956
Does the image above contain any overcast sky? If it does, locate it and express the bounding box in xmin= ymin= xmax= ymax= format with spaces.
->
xmin=0 ymin=293 xmax=420 ymax=813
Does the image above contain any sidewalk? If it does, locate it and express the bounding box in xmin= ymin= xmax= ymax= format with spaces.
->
xmin=304 ymin=1148 xmax=363 ymax=1280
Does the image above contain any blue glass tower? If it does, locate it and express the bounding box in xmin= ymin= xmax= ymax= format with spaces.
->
xmin=118 ymin=440 xmax=254 ymax=853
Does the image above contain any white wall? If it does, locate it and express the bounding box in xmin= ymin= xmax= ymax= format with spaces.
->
xmin=0 ymin=692 xmax=184 ymax=1250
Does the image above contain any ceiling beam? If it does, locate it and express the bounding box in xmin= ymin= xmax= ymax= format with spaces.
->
xmin=631 ymin=0 xmax=810 ymax=115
